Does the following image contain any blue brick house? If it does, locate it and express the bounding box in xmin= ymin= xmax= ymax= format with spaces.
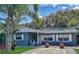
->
xmin=13 ymin=27 xmax=78 ymax=46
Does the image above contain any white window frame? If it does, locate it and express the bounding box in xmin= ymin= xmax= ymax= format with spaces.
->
xmin=43 ymin=35 xmax=55 ymax=42
xmin=14 ymin=34 xmax=24 ymax=41
xmin=56 ymin=34 xmax=72 ymax=42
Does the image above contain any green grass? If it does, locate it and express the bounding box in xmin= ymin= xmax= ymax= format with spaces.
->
xmin=0 ymin=47 xmax=33 ymax=54
xmin=74 ymin=49 xmax=79 ymax=54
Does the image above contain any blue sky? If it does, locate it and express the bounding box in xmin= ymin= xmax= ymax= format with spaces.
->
xmin=38 ymin=4 xmax=77 ymax=16
xmin=0 ymin=4 xmax=79 ymax=24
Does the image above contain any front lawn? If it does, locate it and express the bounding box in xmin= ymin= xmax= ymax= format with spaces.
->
xmin=74 ymin=49 xmax=79 ymax=54
xmin=0 ymin=47 xmax=33 ymax=54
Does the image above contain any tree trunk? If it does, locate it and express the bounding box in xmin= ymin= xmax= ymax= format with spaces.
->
xmin=6 ymin=6 xmax=13 ymax=53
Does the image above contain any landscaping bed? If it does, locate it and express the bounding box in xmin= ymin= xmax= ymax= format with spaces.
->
xmin=0 ymin=47 xmax=33 ymax=54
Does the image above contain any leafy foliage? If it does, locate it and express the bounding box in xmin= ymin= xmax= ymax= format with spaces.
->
xmin=33 ymin=18 xmax=43 ymax=29
xmin=44 ymin=9 xmax=79 ymax=28
xmin=0 ymin=4 xmax=39 ymax=53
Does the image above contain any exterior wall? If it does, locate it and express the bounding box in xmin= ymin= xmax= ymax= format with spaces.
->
xmin=14 ymin=32 xmax=29 ymax=46
xmin=14 ymin=32 xmax=77 ymax=46
xmin=14 ymin=32 xmax=37 ymax=46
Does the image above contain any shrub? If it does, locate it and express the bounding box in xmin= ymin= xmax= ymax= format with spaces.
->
xmin=11 ymin=40 xmax=16 ymax=50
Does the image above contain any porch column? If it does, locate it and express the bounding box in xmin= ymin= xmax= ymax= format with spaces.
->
xmin=37 ymin=33 xmax=39 ymax=45
xmin=53 ymin=35 xmax=55 ymax=41
xmin=56 ymin=34 xmax=58 ymax=41
xmin=69 ymin=34 xmax=72 ymax=41
xmin=41 ymin=35 xmax=43 ymax=41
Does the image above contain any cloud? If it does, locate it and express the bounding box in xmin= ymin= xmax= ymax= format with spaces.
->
xmin=73 ymin=6 xmax=79 ymax=10
xmin=62 ymin=6 xmax=67 ymax=10
xmin=38 ymin=15 xmax=43 ymax=19
xmin=51 ymin=4 xmax=57 ymax=8
xmin=40 ymin=4 xmax=57 ymax=8
xmin=40 ymin=4 xmax=50 ymax=7
xmin=73 ymin=5 xmax=79 ymax=10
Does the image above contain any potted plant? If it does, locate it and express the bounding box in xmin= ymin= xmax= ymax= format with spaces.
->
xmin=59 ymin=41 xmax=64 ymax=49
xmin=45 ymin=42 xmax=50 ymax=48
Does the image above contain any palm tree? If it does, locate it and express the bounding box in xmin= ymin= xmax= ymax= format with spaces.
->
xmin=29 ymin=4 xmax=43 ymax=29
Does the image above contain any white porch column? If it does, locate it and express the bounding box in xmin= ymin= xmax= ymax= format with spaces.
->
xmin=37 ymin=33 xmax=40 ymax=45
xmin=53 ymin=35 xmax=55 ymax=41
xmin=69 ymin=34 xmax=72 ymax=41
xmin=13 ymin=34 xmax=16 ymax=40
xmin=56 ymin=34 xmax=58 ymax=41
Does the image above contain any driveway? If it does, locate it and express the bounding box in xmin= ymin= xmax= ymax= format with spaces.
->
xmin=22 ymin=46 xmax=77 ymax=54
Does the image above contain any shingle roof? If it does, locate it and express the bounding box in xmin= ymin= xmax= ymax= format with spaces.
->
xmin=16 ymin=27 xmax=37 ymax=33
xmin=16 ymin=27 xmax=78 ymax=34
xmin=37 ymin=28 xmax=78 ymax=33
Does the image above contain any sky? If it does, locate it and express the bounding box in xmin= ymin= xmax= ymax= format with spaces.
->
xmin=38 ymin=4 xmax=75 ymax=16
xmin=0 ymin=4 xmax=79 ymax=24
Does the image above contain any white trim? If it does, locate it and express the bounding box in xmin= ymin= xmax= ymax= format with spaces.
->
xmin=56 ymin=34 xmax=72 ymax=42
xmin=14 ymin=34 xmax=24 ymax=41
xmin=43 ymin=35 xmax=55 ymax=42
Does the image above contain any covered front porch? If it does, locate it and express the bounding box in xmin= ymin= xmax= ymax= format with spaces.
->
xmin=28 ymin=32 xmax=76 ymax=46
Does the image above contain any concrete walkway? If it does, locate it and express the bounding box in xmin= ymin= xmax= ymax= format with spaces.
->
xmin=22 ymin=46 xmax=77 ymax=54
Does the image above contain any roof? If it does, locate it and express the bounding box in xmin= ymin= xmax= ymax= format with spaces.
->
xmin=16 ymin=27 xmax=37 ymax=33
xmin=16 ymin=27 xmax=78 ymax=34
xmin=37 ymin=28 xmax=78 ymax=33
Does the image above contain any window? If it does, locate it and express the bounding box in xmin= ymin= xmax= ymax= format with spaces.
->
xmin=44 ymin=38 xmax=53 ymax=42
xmin=44 ymin=38 xmax=48 ymax=41
xmin=15 ymin=34 xmax=24 ymax=40
xmin=64 ymin=38 xmax=69 ymax=41
xmin=43 ymin=35 xmax=54 ymax=42
xmin=58 ymin=38 xmax=69 ymax=41
xmin=58 ymin=38 xmax=63 ymax=41
xmin=58 ymin=34 xmax=69 ymax=42
xmin=48 ymin=38 xmax=52 ymax=41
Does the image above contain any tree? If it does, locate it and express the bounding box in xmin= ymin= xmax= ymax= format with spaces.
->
xmin=68 ymin=18 xmax=79 ymax=27
xmin=0 ymin=4 xmax=39 ymax=53
xmin=29 ymin=4 xmax=43 ymax=29
xmin=33 ymin=18 xmax=43 ymax=29
xmin=44 ymin=9 xmax=79 ymax=28
xmin=0 ymin=5 xmax=29 ymax=53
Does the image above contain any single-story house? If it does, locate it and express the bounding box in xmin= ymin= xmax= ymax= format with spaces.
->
xmin=13 ymin=27 xmax=78 ymax=46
